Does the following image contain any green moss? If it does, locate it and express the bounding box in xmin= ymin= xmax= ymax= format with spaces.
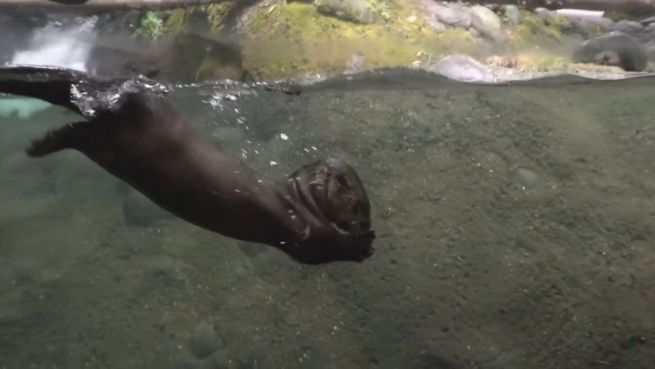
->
xmin=195 ymin=54 xmax=243 ymax=81
xmin=135 ymin=11 xmax=164 ymax=41
xmin=510 ymin=11 xmax=565 ymax=46
xmin=163 ymin=8 xmax=195 ymax=34
xmin=162 ymin=2 xmax=234 ymax=35
xmin=547 ymin=14 xmax=571 ymax=30
xmin=205 ymin=2 xmax=234 ymax=32
xmin=533 ymin=54 xmax=570 ymax=71
xmin=246 ymin=2 xmax=353 ymax=39
xmin=242 ymin=1 xmax=479 ymax=79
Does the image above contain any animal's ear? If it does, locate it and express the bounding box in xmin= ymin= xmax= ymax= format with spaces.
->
xmin=26 ymin=121 xmax=91 ymax=157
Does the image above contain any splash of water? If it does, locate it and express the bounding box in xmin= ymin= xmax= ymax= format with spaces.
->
xmin=10 ymin=17 xmax=98 ymax=72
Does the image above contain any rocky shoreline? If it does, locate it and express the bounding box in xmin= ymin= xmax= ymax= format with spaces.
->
xmin=118 ymin=0 xmax=655 ymax=81
xmin=5 ymin=0 xmax=655 ymax=82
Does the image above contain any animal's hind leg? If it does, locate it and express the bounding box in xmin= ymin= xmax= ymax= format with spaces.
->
xmin=26 ymin=121 xmax=92 ymax=157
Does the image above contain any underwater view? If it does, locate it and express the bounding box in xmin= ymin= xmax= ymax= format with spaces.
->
xmin=1 ymin=1 xmax=655 ymax=369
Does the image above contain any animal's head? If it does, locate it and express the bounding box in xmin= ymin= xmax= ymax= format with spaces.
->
xmin=283 ymin=157 xmax=375 ymax=264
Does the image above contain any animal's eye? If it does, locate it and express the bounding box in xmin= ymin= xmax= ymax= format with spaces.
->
xmin=336 ymin=174 xmax=349 ymax=188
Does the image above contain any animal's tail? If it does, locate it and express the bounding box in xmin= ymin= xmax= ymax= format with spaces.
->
xmin=0 ymin=66 xmax=100 ymax=156
xmin=0 ymin=65 xmax=88 ymax=115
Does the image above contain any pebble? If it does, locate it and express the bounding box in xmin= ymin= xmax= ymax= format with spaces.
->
xmin=517 ymin=168 xmax=540 ymax=189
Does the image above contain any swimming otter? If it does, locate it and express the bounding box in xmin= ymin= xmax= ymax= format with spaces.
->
xmin=0 ymin=66 xmax=375 ymax=264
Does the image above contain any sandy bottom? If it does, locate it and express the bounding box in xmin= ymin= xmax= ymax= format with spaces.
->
xmin=1 ymin=74 xmax=655 ymax=369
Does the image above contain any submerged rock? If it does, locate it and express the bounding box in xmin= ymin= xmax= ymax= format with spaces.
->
xmin=517 ymin=168 xmax=541 ymax=189
xmin=573 ymin=32 xmax=648 ymax=71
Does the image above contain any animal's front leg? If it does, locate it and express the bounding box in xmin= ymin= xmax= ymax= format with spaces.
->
xmin=26 ymin=121 xmax=92 ymax=157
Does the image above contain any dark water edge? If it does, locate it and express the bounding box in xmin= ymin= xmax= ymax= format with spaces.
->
xmin=300 ymin=68 xmax=655 ymax=90
xmin=1 ymin=71 xmax=655 ymax=369
xmin=184 ymin=66 xmax=655 ymax=88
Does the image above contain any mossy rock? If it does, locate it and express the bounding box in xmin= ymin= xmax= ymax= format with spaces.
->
xmin=134 ymin=11 xmax=164 ymax=41
xmin=162 ymin=2 xmax=234 ymax=35
xmin=509 ymin=11 xmax=567 ymax=46
xmin=241 ymin=1 xmax=480 ymax=79
xmin=196 ymin=52 xmax=245 ymax=81
xmin=315 ymin=0 xmax=385 ymax=24
xmin=162 ymin=8 xmax=197 ymax=34
xmin=206 ymin=2 xmax=235 ymax=32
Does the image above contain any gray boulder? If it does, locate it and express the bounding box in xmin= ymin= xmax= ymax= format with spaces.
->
xmin=610 ymin=20 xmax=643 ymax=36
xmin=637 ymin=23 xmax=655 ymax=42
xmin=315 ymin=0 xmax=381 ymax=24
xmin=502 ymin=5 xmax=521 ymax=26
xmin=573 ymin=31 xmax=648 ymax=71
xmin=432 ymin=2 xmax=472 ymax=28
xmin=470 ymin=5 xmax=501 ymax=31
xmin=427 ymin=54 xmax=495 ymax=82
xmin=470 ymin=5 xmax=506 ymax=41
xmin=534 ymin=7 xmax=552 ymax=22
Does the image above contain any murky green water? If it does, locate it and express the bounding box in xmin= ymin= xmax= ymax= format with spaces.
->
xmin=1 ymin=71 xmax=655 ymax=369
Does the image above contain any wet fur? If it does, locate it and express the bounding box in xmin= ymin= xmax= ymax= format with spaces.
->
xmin=0 ymin=66 xmax=375 ymax=264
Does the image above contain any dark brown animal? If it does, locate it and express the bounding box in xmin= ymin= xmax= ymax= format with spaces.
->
xmin=0 ymin=66 xmax=375 ymax=264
